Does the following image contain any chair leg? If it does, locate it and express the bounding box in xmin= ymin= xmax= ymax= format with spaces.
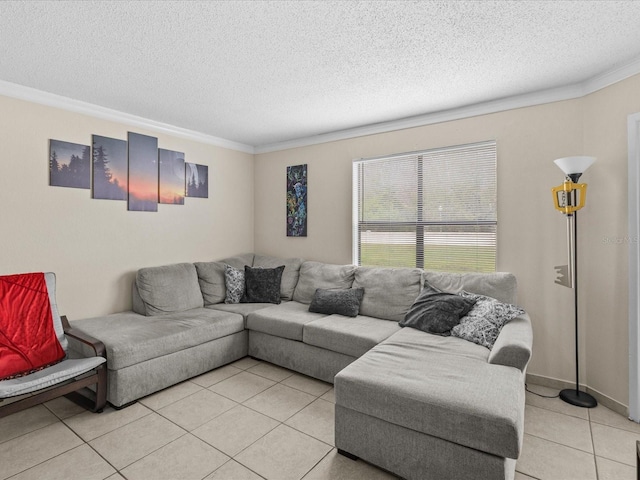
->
xmin=94 ymin=364 xmax=107 ymax=413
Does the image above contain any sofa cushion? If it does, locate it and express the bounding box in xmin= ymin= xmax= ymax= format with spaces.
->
xmin=195 ymin=255 xmax=255 ymax=306
xmin=207 ymin=303 xmax=273 ymax=322
xmin=423 ymin=271 xmax=518 ymax=305
xmin=334 ymin=326 xmax=524 ymax=459
xmin=222 ymin=254 xmax=255 ymax=269
xmin=242 ymin=265 xmax=285 ymax=304
xmin=194 ymin=261 xmax=227 ymax=305
xmin=353 ymin=267 xmax=422 ymax=322
xmin=293 ymin=262 xmax=357 ymax=304
xmin=247 ymin=301 xmax=328 ymax=341
xmin=253 ymin=255 xmax=303 ymax=301
xmin=136 ymin=263 xmax=203 ymax=316
xmin=70 ymin=309 xmax=244 ymax=370
xmin=451 ymin=292 xmax=526 ymax=350
xmin=303 ymin=314 xmax=401 ymax=358
xmin=309 ymin=288 xmax=364 ymax=317
xmin=399 ymin=282 xmax=476 ymax=335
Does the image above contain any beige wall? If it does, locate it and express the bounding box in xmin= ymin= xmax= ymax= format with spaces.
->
xmin=582 ymin=75 xmax=640 ymax=405
xmin=255 ymin=74 xmax=640 ymax=407
xmin=0 ymin=95 xmax=255 ymax=320
xmin=2 ymin=73 xmax=637 ymax=407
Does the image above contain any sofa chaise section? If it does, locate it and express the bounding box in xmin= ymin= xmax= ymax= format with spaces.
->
xmin=334 ymin=271 xmax=532 ymax=480
xmin=70 ymin=263 xmax=248 ymax=407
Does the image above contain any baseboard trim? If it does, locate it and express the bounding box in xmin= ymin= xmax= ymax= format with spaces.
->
xmin=526 ymin=373 xmax=628 ymax=417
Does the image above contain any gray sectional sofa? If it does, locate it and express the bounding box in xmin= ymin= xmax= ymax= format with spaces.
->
xmin=70 ymin=253 xmax=532 ymax=480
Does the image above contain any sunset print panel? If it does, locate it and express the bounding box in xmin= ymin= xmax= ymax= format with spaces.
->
xmin=49 ymin=139 xmax=91 ymax=189
xmin=92 ymin=135 xmax=127 ymax=200
xmin=185 ymin=163 xmax=208 ymax=198
xmin=128 ymin=132 xmax=158 ymax=212
xmin=159 ymin=149 xmax=185 ymax=205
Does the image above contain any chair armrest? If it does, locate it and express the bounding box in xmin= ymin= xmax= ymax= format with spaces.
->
xmin=62 ymin=315 xmax=106 ymax=358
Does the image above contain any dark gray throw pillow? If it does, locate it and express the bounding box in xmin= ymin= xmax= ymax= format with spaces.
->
xmin=399 ymin=282 xmax=477 ymax=335
xmin=241 ymin=265 xmax=285 ymax=304
xmin=309 ymin=288 xmax=364 ymax=317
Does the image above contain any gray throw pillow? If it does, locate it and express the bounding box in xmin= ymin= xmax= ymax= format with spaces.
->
xmin=451 ymin=291 xmax=526 ymax=349
xmin=241 ymin=265 xmax=285 ymax=304
xmin=399 ymin=282 xmax=476 ymax=335
xmin=308 ymin=288 xmax=364 ymax=317
xmin=224 ymin=264 xmax=245 ymax=304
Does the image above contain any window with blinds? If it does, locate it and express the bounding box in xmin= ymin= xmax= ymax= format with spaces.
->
xmin=352 ymin=141 xmax=497 ymax=272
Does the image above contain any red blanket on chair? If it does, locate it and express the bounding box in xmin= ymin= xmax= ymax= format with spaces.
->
xmin=0 ymin=273 xmax=65 ymax=380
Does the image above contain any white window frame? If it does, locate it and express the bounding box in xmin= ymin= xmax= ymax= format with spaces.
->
xmin=352 ymin=140 xmax=497 ymax=271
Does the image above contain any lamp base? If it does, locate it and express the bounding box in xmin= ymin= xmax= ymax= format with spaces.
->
xmin=559 ymin=388 xmax=598 ymax=408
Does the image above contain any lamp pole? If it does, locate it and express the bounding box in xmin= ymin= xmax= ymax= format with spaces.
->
xmin=554 ymin=168 xmax=597 ymax=408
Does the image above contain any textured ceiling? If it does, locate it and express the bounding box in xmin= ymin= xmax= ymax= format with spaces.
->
xmin=2 ymin=0 xmax=640 ymax=149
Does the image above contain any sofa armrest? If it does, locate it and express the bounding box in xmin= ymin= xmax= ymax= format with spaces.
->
xmin=62 ymin=315 xmax=106 ymax=359
xmin=488 ymin=313 xmax=532 ymax=372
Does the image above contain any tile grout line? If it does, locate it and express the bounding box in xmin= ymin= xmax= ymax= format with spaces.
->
xmin=146 ymin=361 xmax=330 ymax=478
xmin=200 ymin=367 xmax=337 ymax=479
xmin=522 ymin=431 xmax=596 ymax=456
xmin=588 ymin=409 xmax=600 ymax=480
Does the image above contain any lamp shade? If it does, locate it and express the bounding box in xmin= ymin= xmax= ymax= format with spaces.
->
xmin=554 ymin=156 xmax=596 ymax=176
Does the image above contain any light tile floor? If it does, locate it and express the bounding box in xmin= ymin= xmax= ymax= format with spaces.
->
xmin=0 ymin=358 xmax=637 ymax=480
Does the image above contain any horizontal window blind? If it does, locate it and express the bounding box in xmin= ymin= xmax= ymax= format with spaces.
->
xmin=353 ymin=141 xmax=497 ymax=272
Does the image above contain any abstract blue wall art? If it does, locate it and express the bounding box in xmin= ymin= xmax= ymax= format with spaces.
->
xmin=286 ymin=164 xmax=307 ymax=237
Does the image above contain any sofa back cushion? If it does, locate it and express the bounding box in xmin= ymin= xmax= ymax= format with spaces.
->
xmin=353 ymin=267 xmax=422 ymax=321
xmin=194 ymin=254 xmax=255 ymax=306
xmin=422 ymin=271 xmax=518 ymax=305
xmin=136 ymin=263 xmax=203 ymax=316
xmin=253 ymin=254 xmax=303 ymax=301
xmin=223 ymin=253 xmax=255 ymax=269
xmin=132 ymin=281 xmax=146 ymax=315
xmin=293 ymin=261 xmax=357 ymax=304
xmin=194 ymin=261 xmax=227 ymax=305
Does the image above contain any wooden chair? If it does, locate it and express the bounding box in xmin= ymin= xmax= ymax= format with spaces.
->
xmin=0 ymin=273 xmax=107 ymax=418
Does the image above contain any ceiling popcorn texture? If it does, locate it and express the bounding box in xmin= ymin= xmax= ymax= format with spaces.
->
xmin=1 ymin=0 xmax=640 ymax=149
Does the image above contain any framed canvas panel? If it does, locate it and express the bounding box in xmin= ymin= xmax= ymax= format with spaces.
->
xmin=92 ymin=135 xmax=127 ymax=200
xmin=287 ymin=164 xmax=307 ymax=237
xmin=159 ymin=149 xmax=185 ymax=205
xmin=49 ymin=139 xmax=91 ymax=189
xmin=185 ymin=163 xmax=208 ymax=198
xmin=127 ymin=132 xmax=158 ymax=212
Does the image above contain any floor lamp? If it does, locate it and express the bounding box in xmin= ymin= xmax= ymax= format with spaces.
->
xmin=552 ymin=156 xmax=598 ymax=408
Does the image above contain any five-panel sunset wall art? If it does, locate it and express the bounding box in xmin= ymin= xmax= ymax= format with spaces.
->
xmin=49 ymin=132 xmax=208 ymax=212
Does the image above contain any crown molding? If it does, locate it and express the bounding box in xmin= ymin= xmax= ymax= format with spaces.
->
xmin=2 ymin=53 xmax=640 ymax=157
xmin=255 ymin=56 xmax=640 ymax=154
xmin=582 ymin=55 xmax=640 ymax=95
xmin=0 ymin=80 xmax=255 ymax=154
xmin=254 ymin=84 xmax=585 ymax=154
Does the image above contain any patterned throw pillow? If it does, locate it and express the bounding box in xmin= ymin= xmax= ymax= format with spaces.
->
xmin=308 ymin=288 xmax=365 ymax=317
xmin=224 ymin=264 xmax=245 ymax=304
xmin=450 ymin=291 xmax=525 ymax=349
